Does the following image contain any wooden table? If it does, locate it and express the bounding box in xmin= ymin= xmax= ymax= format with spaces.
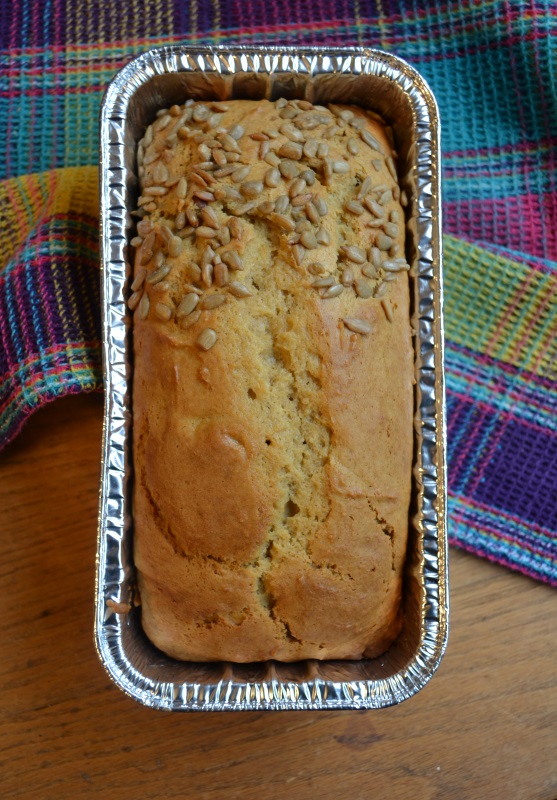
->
xmin=1 ymin=394 xmax=555 ymax=799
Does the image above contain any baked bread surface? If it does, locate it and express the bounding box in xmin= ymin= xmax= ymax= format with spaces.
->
xmin=131 ymin=98 xmax=414 ymax=661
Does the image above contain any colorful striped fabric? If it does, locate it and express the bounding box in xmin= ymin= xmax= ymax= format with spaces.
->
xmin=0 ymin=0 xmax=555 ymax=585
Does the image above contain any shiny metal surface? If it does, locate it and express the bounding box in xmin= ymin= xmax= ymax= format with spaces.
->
xmin=96 ymin=45 xmax=447 ymax=711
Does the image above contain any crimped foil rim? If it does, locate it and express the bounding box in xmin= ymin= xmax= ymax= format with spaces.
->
xmin=96 ymin=44 xmax=448 ymax=711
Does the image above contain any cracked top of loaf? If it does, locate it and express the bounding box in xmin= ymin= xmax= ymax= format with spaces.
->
xmin=130 ymin=97 xmax=414 ymax=662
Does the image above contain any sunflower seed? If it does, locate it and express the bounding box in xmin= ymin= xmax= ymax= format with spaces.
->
xmin=222 ymin=250 xmax=243 ymax=270
xmin=197 ymin=328 xmax=218 ymax=350
xmin=279 ymin=160 xmax=298 ymax=180
xmin=217 ymin=186 xmax=241 ymax=201
xmin=228 ymin=218 xmax=242 ymax=240
xmin=316 ymin=225 xmax=330 ymax=245
xmin=280 ymin=123 xmax=304 ymax=143
xmin=341 ymin=245 xmax=367 ymax=264
xmin=200 ymin=207 xmax=220 ymax=229
xmin=393 ymin=184 xmax=401 ymax=201
xmin=378 ymin=190 xmax=393 ymax=206
xmin=138 ymin=293 xmax=150 ymax=319
xmin=138 ymin=232 xmax=155 ymax=265
xmin=323 ymin=161 xmax=333 ymax=185
xmin=195 ymin=166 xmax=216 ymax=183
xmin=154 ymin=302 xmax=173 ymax=321
xmin=214 ymin=263 xmax=229 ymax=287
xmin=128 ymin=290 xmax=143 ymax=310
xmin=200 ymin=245 xmax=214 ymax=267
xmin=295 ymin=219 xmax=312 ymax=233
xmin=357 ymin=176 xmax=372 ymax=200
xmin=130 ymin=236 xmax=143 ymax=249
xmin=314 ymin=197 xmax=328 ymax=216
xmin=385 ymin=222 xmax=399 ymax=238
xmin=226 ymin=152 xmax=241 ymax=162
xmin=343 ymin=317 xmax=371 ymax=335
xmin=219 ymin=133 xmax=241 ymax=153
xmin=183 ymin=283 xmax=203 ymax=295
xmin=278 ymin=142 xmax=303 ymax=160
xmin=381 ymin=299 xmax=393 ymax=322
xmin=154 ymin=114 xmax=171 ymax=131
xmin=131 ymin=268 xmax=147 ymax=292
xmin=241 ymin=180 xmax=264 ymax=198
xmin=359 ymin=129 xmax=383 ymax=153
xmin=317 ymin=142 xmax=329 ymax=158
xmin=198 ymin=143 xmax=212 ymax=161
xmin=192 ymin=105 xmax=209 ymax=122
xmin=228 ymin=281 xmax=253 ymax=298
xmin=288 ymin=233 xmax=301 ymax=245
xmin=264 ymin=152 xmax=281 ymax=167
xmin=186 ymin=207 xmax=199 ymax=228
xmin=193 ymin=190 xmax=215 ymax=203
xmin=300 ymin=231 xmax=318 ymax=249
xmin=144 ymin=185 xmax=168 ymax=196
xmin=347 ymin=137 xmax=359 ymax=156
xmin=323 ymin=125 xmax=339 ymax=139
xmin=228 ymin=124 xmax=245 ymax=140
xmin=386 ymin=156 xmax=397 ymax=180
xmin=177 ymin=126 xmax=190 ymax=140
xmin=333 ymin=160 xmax=349 ymax=174
xmin=179 ymin=308 xmax=201 ymax=329
xmin=264 ymin=168 xmax=281 ymax=188
xmin=214 ymin=165 xmax=237 ymax=178
xmin=345 ymin=200 xmax=365 ymax=215
xmin=168 ymin=236 xmax=183 ymax=257
xmin=250 ymin=132 xmax=269 ymax=141
xmin=202 ymin=262 xmax=214 ymax=287
xmin=271 ymin=196 xmax=288 ymax=216
xmin=213 ymin=148 xmax=227 ymax=167
xmin=137 ymin=219 xmax=153 ymax=237
xmin=259 ymin=140 xmax=270 ymax=159
xmin=305 ymin=201 xmax=320 ymax=224
xmin=291 ymin=193 xmax=313 ymax=207
xmin=269 ymin=214 xmax=295 ymax=234
xmin=312 ymin=276 xmax=336 ymax=288
xmin=364 ymin=196 xmax=384 ymax=217
xmin=153 ymin=162 xmax=169 ymax=184
xmin=147 ymin=262 xmax=171 ymax=284
xmin=360 ymin=264 xmax=376 ymax=279
xmin=375 ymin=282 xmax=388 ymax=299
xmin=175 ymin=177 xmax=188 ymax=199
xmin=258 ymin=201 xmax=275 ymax=215
xmin=390 ymin=209 xmax=400 ymax=223
xmin=389 ymin=243 xmax=400 ymax=257
xmin=322 ymin=283 xmax=343 ymax=298
xmin=279 ymin=106 xmax=298 ymax=119
xmin=231 ymin=165 xmax=250 ymax=183
xmin=200 ymin=293 xmax=227 ymax=310
xmin=153 ymin=250 xmax=165 ymax=269
xmin=218 ymin=226 xmax=231 ymax=246
xmin=354 ymin=279 xmax=374 ymax=298
xmin=196 ymin=226 xmax=219 ymax=239
xmin=275 ymin=98 xmax=288 ymax=109
xmin=400 ymin=189 xmax=409 ymax=207
xmin=289 ymin=177 xmax=307 ymax=198
xmin=228 ymin=201 xmax=255 ymax=215
xmin=303 ymin=139 xmax=318 ymax=158
xmin=308 ymin=262 xmax=326 ymax=275
xmin=376 ymin=233 xmax=393 ymax=251
xmin=339 ymin=266 xmax=354 ymax=286
xmin=188 ymin=263 xmax=202 ymax=281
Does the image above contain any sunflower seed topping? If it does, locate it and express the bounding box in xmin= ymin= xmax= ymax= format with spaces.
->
xmin=345 ymin=199 xmax=365 ymax=215
xmin=300 ymin=231 xmax=318 ymax=249
xmin=229 ymin=124 xmax=245 ymax=140
xmin=168 ymin=236 xmax=183 ymax=257
xmin=381 ymin=299 xmax=393 ymax=322
xmin=200 ymin=207 xmax=220 ymax=229
xmin=343 ymin=317 xmax=372 ymax=335
xmin=202 ymin=262 xmax=214 ymax=287
xmin=280 ymin=123 xmax=304 ymax=143
xmin=128 ymin=290 xmax=143 ymax=310
xmin=303 ymin=139 xmax=318 ymax=158
xmin=144 ymin=185 xmax=168 ymax=196
xmin=197 ymin=328 xmax=218 ymax=350
xmin=155 ymin=302 xmax=172 ymax=321
xmin=333 ymin=160 xmax=349 ymax=174
xmin=359 ymin=129 xmax=383 ymax=153
xmin=278 ymin=142 xmax=303 ymax=160
xmin=357 ymin=176 xmax=372 ymax=200
xmin=257 ymin=200 xmax=275 ymax=215
xmin=292 ymin=244 xmax=306 ymax=265
xmin=228 ymin=218 xmax=242 ymax=240
xmin=376 ymin=233 xmax=394 ymax=251
xmin=240 ymin=181 xmax=264 ymax=198
xmin=322 ymin=283 xmax=343 ymax=298
xmin=231 ymin=165 xmax=251 ymax=183
xmin=214 ymin=263 xmax=229 ymax=287
xmin=314 ymin=197 xmax=328 ymax=216
xmin=138 ymin=293 xmax=150 ymax=319
xmin=200 ymin=293 xmax=227 ymax=310
xmin=147 ymin=262 xmax=171 ymax=284
xmin=312 ymin=276 xmax=336 ymax=288
xmin=131 ymin=269 xmax=147 ymax=292
xmin=341 ymin=245 xmax=367 ymax=264
xmin=195 ymin=226 xmax=219 ymax=239
xmin=347 ymin=137 xmax=359 ymax=155
xmin=228 ymin=281 xmax=253 ymax=298
xmin=317 ymin=142 xmax=329 ymax=158
xmin=264 ymin=152 xmax=281 ymax=168
xmin=264 ymin=168 xmax=281 ymax=188
xmin=316 ymin=226 xmax=330 ymax=245
xmin=270 ymin=213 xmax=296 ymax=232
xmin=354 ymin=279 xmax=374 ymax=298
xmin=341 ymin=267 xmax=354 ymax=286
xmin=222 ymin=250 xmax=243 ymax=271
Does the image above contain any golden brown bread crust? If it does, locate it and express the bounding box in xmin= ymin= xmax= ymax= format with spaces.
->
xmin=131 ymin=99 xmax=413 ymax=661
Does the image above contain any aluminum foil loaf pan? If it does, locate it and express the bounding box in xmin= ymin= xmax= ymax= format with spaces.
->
xmin=96 ymin=45 xmax=448 ymax=711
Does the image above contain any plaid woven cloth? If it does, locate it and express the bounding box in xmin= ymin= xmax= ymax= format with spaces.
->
xmin=1 ymin=0 xmax=555 ymax=586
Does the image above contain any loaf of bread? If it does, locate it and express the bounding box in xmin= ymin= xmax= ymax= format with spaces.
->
xmin=130 ymin=98 xmax=413 ymax=662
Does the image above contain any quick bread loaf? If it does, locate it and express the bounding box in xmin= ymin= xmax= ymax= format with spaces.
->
xmin=130 ymin=98 xmax=414 ymax=662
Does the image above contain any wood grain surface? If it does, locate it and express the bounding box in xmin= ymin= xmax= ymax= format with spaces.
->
xmin=0 ymin=394 xmax=555 ymax=800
